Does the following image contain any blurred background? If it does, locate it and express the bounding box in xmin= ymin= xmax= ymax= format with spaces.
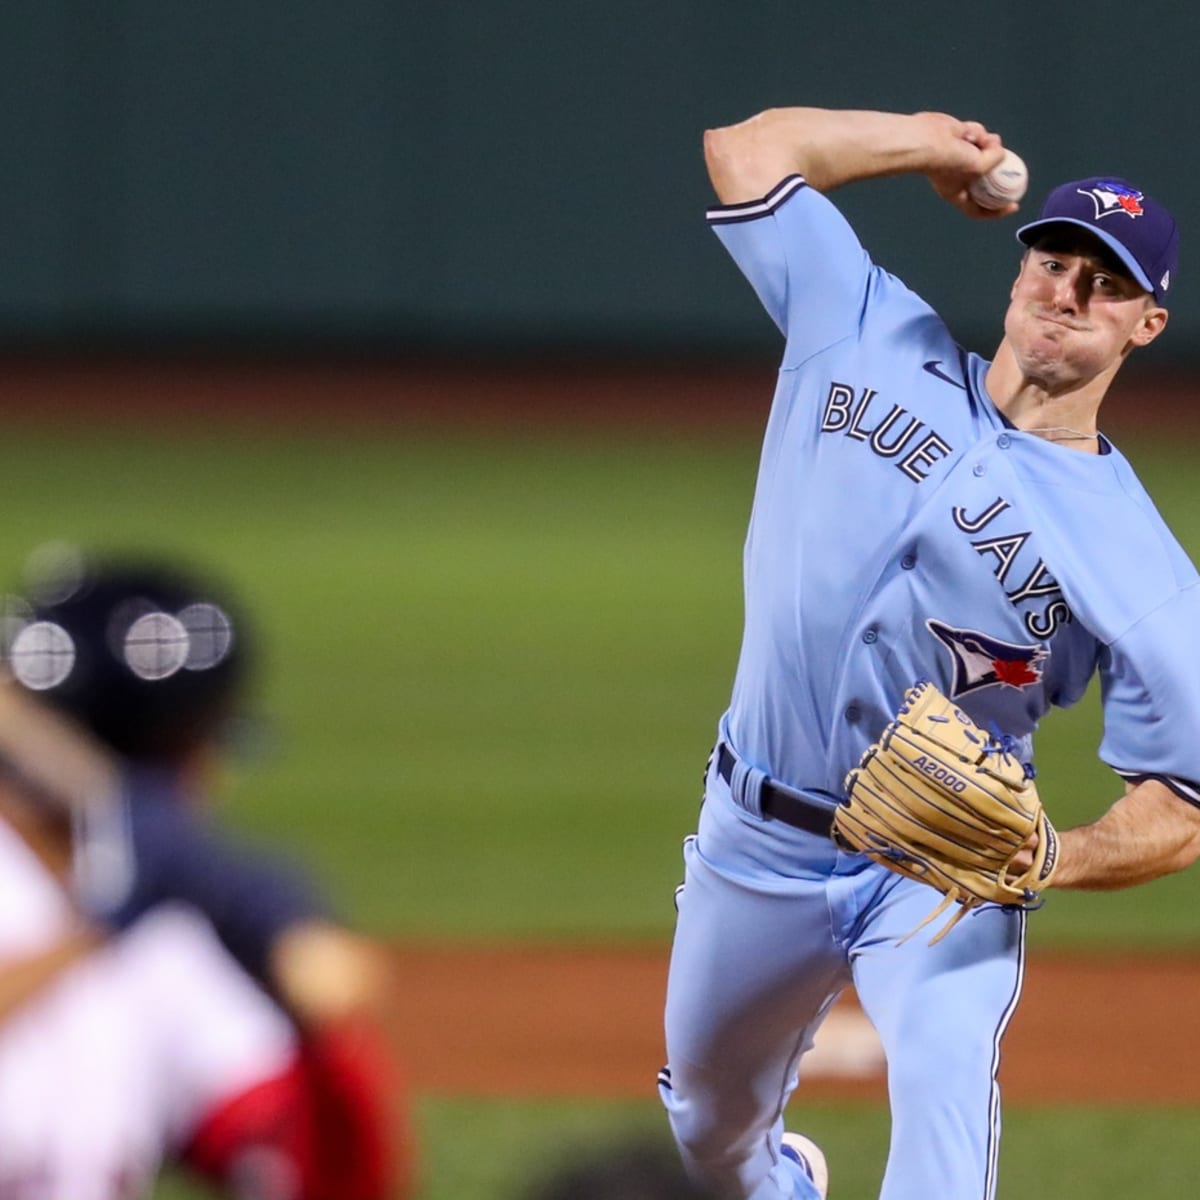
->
xmin=2 ymin=3 xmax=1200 ymax=1197
xmin=7 ymin=0 xmax=1200 ymax=359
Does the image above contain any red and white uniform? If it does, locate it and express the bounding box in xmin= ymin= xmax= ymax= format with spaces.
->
xmin=0 ymin=817 xmax=299 ymax=1200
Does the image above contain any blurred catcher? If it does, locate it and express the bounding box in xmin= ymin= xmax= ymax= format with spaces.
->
xmin=0 ymin=548 xmax=414 ymax=1200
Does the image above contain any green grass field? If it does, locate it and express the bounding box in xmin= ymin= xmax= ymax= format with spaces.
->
xmin=0 ymin=420 xmax=1194 ymax=947
xmin=406 ymin=1098 xmax=1200 ymax=1199
xmin=0 ymin=416 xmax=1195 ymax=1197
xmin=157 ymin=1096 xmax=1200 ymax=1199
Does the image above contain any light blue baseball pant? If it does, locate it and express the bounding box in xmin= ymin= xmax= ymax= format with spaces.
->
xmin=660 ymin=758 xmax=1026 ymax=1200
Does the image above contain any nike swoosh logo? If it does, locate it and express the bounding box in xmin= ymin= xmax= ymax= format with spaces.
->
xmin=922 ymin=360 xmax=967 ymax=389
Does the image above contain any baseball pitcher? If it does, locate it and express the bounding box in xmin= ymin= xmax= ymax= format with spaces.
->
xmin=659 ymin=107 xmax=1200 ymax=1199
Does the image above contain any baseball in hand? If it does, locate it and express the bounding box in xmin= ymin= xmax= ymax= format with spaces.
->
xmin=968 ymin=149 xmax=1028 ymax=210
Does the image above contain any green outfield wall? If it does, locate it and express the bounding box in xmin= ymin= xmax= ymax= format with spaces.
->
xmin=3 ymin=2 xmax=1200 ymax=359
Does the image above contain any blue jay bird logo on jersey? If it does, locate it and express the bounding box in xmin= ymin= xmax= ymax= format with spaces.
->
xmin=927 ymin=619 xmax=1047 ymax=696
xmin=1077 ymin=181 xmax=1145 ymax=220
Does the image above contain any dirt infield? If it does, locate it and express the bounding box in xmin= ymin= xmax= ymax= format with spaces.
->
xmin=1 ymin=356 xmax=1197 ymax=439
xmin=388 ymin=943 xmax=1200 ymax=1104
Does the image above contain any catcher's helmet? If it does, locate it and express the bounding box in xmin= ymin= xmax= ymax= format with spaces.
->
xmin=2 ymin=549 xmax=251 ymax=764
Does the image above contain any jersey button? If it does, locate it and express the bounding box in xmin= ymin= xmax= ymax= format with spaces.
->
xmin=997 ymin=433 xmax=1012 ymax=449
xmin=862 ymin=629 xmax=877 ymax=644
xmin=901 ymin=554 xmax=916 ymax=570
xmin=845 ymin=704 xmax=861 ymax=723
xmin=973 ymin=463 xmax=986 ymax=477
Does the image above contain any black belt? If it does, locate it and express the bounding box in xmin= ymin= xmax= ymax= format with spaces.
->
xmin=717 ymin=744 xmax=835 ymax=838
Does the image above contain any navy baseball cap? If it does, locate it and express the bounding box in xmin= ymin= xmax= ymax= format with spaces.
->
xmin=1016 ymin=177 xmax=1179 ymax=305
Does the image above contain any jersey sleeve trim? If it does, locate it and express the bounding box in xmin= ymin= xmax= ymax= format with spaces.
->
xmin=1113 ymin=769 xmax=1200 ymax=808
xmin=706 ymin=175 xmax=807 ymax=225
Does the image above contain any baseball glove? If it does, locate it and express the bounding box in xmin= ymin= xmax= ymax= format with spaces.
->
xmin=833 ymin=680 xmax=1059 ymax=943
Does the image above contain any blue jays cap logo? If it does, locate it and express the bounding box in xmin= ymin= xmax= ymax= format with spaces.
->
xmin=1077 ymin=181 xmax=1145 ymax=220
xmin=927 ymin=619 xmax=1047 ymax=697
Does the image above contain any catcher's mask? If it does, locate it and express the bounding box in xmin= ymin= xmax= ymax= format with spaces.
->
xmin=0 ymin=547 xmax=253 ymax=766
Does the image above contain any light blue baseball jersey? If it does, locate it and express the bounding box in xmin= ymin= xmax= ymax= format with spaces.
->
xmin=709 ymin=174 xmax=1200 ymax=806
